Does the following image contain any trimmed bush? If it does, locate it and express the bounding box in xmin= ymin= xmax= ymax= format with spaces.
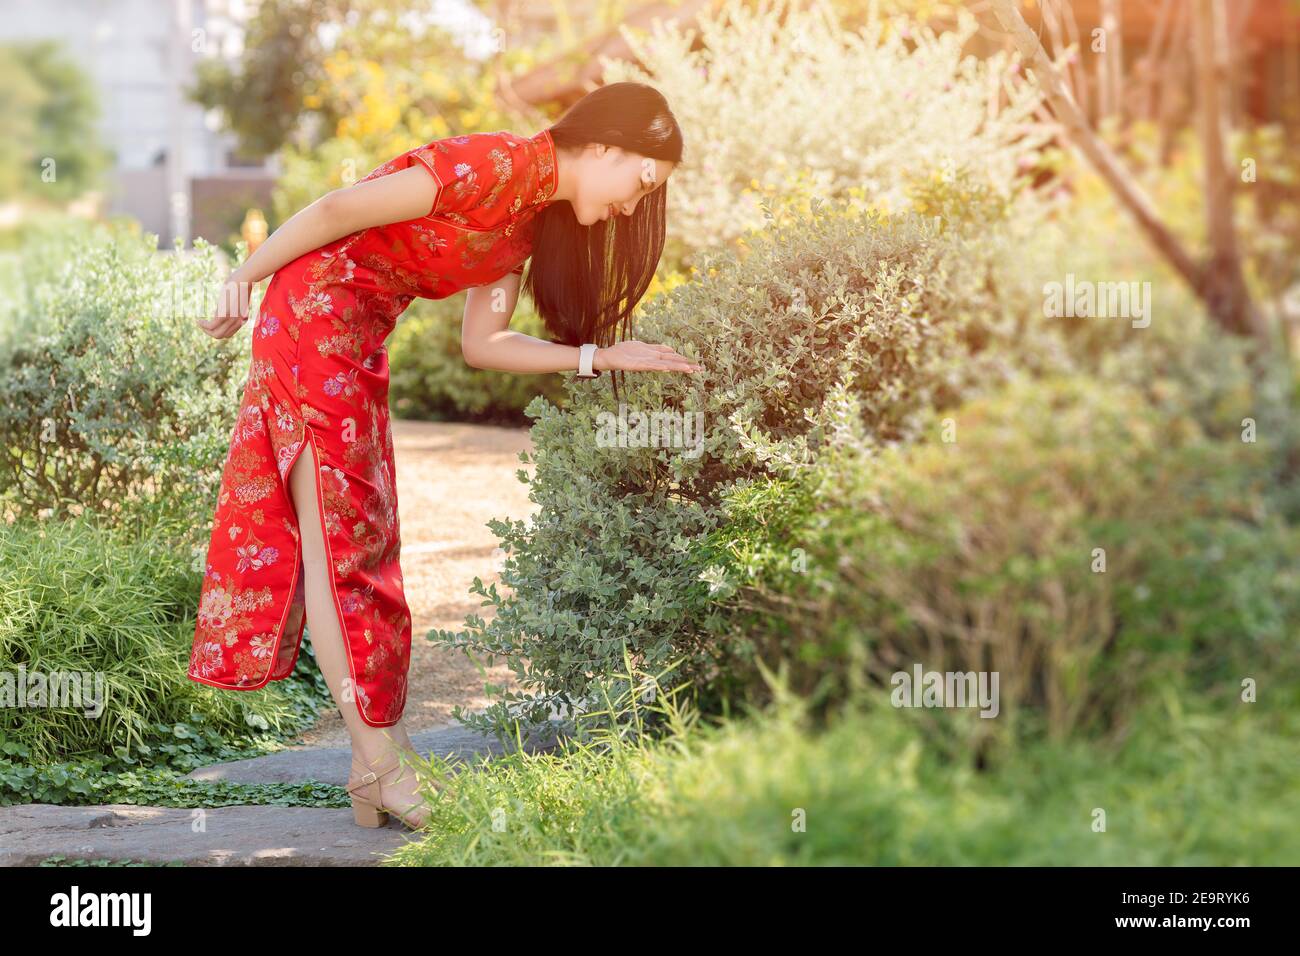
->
xmin=0 ymin=219 xmax=247 ymax=533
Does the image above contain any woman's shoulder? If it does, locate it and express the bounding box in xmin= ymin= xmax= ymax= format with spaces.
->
xmin=354 ymin=131 xmax=509 ymax=187
xmin=354 ymin=130 xmax=537 ymax=226
xmin=412 ymin=130 xmax=526 ymax=167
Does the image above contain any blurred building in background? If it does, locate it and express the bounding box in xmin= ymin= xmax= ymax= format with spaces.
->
xmin=0 ymin=0 xmax=274 ymax=248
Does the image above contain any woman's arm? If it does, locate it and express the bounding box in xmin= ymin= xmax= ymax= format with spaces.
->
xmin=235 ymin=166 xmax=437 ymax=284
xmin=198 ymin=167 xmax=438 ymax=338
xmin=462 ymin=272 xmax=701 ymax=374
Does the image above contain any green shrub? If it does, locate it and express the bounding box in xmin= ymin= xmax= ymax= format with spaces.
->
xmin=710 ymin=375 xmax=1300 ymax=759
xmin=430 ymin=201 xmax=1041 ymax=740
xmin=388 ymin=300 xmax=565 ymax=424
xmin=974 ymin=136 xmax=1300 ymax=518
xmin=0 ymin=220 xmax=248 ymax=531
xmin=0 ymin=512 xmax=321 ymax=763
xmin=1091 ymin=321 xmax=1300 ymax=521
xmin=0 ymin=215 xmax=141 ymax=346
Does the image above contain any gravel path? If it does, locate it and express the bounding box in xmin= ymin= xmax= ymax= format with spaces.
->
xmin=290 ymin=418 xmax=536 ymax=747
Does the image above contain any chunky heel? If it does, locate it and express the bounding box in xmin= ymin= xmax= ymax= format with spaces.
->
xmin=351 ymin=799 xmax=390 ymax=827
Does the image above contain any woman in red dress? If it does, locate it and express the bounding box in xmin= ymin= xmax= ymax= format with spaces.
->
xmin=190 ymin=82 xmax=695 ymax=829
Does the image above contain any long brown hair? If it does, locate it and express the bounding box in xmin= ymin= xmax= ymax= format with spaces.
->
xmin=522 ymin=82 xmax=684 ymax=386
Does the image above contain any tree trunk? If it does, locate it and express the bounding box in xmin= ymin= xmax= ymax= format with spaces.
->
xmin=987 ymin=0 xmax=1202 ymax=294
xmin=1192 ymin=0 xmax=1267 ymax=339
xmin=1106 ymin=0 xmax=1123 ymax=126
xmin=1156 ymin=0 xmax=1192 ymax=165
xmin=1135 ymin=0 xmax=1175 ymax=123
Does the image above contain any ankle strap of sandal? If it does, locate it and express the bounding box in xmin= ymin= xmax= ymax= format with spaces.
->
xmin=350 ymin=757 xmax=404 ymax=788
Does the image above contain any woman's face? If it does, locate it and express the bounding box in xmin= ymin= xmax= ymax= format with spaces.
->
xmin=574 ymin=143 xmax=675 ymax=226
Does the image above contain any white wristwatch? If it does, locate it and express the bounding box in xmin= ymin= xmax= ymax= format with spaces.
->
xmin=576 ymin=343 xmax=601 ymax=378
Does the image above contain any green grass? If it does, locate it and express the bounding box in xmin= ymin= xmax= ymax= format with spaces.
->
xmin=0 ymin=513 xmax=327 ymax=765
xmin=0 ymin=511 xmax=336 ymax=807
xmin=384 ymin=681 xmax=1300 ymax=867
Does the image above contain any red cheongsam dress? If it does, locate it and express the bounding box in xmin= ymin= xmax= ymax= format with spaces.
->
xmin=187 ymin=128 xmax=559 ymax=727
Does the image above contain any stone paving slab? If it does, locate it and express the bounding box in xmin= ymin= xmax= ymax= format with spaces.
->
xmin=1 ymin=718 xmax=568 ymax=867
xmin=187 ymin=718 xmax=567 ymax=786
xmin=0 ymin=804 xmax=416 ymax=866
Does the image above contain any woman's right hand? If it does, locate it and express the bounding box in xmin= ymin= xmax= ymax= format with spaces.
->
xmin=594 ymin=340 xmax=702 ymax=373
xmin=197 ymin=277 xmax=255 ymax=340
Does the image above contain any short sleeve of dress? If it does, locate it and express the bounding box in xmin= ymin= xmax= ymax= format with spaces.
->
xmin=408 ymin=136 xmax=500 ymax=219
xmin=353 ymin=131 xmax=516 ymax=222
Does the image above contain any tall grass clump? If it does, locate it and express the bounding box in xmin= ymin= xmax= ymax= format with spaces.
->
xmin=386 ymin=662 xmax=1300 ymax=866
xmin=0 ymin=513 xmax=320 ymax=763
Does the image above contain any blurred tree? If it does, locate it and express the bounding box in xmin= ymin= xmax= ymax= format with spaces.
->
xmin=989 ymin=0 xmax=1271 ymax=347
xmin=190 ymin=0 xmax=491 ymax=157
xmin=190 ymin=0 xmax=330 ymax=157
xmin=0 ymin=47 xmax=43 ymax=202
xmin=0 ymin=41 xmax=111 ymax=203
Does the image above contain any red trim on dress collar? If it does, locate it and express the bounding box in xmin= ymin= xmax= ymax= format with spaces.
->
xmin=530 ymin=128 xmax=558 ymax=208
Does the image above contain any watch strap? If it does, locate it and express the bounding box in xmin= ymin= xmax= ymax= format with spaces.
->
xmin=577 ymin=343 xmax=600 ymax=378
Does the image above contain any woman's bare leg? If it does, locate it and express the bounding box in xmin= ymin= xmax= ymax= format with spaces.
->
xmin=287 ymin=437 xmax=426 ymax=817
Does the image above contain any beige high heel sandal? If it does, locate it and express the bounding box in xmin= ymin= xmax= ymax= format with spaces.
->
xmin=346 ymin=751 xmax=438 ymax=831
